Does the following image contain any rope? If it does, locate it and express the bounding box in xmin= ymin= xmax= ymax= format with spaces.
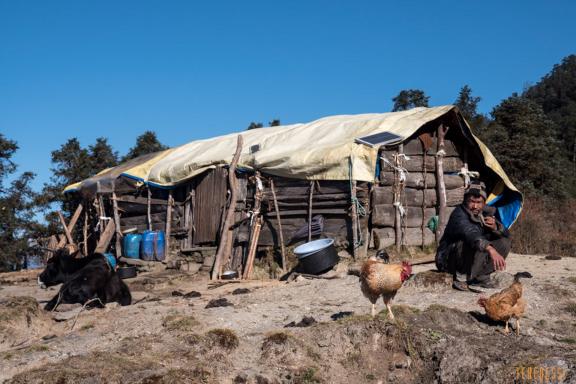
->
xmin=458 ymin=167 xmax=480 ymax=188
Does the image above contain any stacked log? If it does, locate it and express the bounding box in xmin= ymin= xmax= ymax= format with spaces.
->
xmin=373 ymin=136 xmax=466 ymax=249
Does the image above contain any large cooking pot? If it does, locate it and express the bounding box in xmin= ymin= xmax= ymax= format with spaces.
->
xmin=294 ymin=238 xmax=339 ymax=275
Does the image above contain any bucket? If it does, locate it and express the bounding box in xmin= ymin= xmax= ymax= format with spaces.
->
xmin=140 ymin=230 xmax=166 ymax=261
xmin=123 ymin=233 xmax=142 ymax=259
xmin=294 ymin=238 xmax=339 ymax=275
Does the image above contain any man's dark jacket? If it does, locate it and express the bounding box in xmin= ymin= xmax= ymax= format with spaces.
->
xmin=435 ymin=204 xmax=509 ymax=272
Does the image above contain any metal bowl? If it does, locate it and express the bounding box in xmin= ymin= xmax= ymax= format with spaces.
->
xmin=221 ymin=270 xmax=239 ymax=280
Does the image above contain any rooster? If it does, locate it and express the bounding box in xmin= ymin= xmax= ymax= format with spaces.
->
xmin=478 ymin=272 xmax=532 ymax=335
xmin=357 ymin=250 xmax=412 ymax=320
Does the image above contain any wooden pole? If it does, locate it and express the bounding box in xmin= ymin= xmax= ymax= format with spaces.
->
xmin=95 ymin=220 xmax=116 ymax=253
xmin=57 ymin=203 xmax=83 ymax=247
xmin=147 ymin=187 xmax=152 ymax=231
xmin=189 ymin=188 xmax=196 ymax=247
xmin=243 ymin=171 xmax=263 ymax=280
xmin=351 ymin=180 xmax=358 ymax=257
xmin=165 ymin=191 xmax=173 ymax=263
xmin=308 ymin=181 xmax=314 ymax=242
xmin=270 ymin=178 xmax=287 ymax=272
xmin=435 ymin=124 xmax=450 ymax=243
xmin=394 ymin=144 xmax=404 ymax=251
xmin=83 ymin=208 xmax=88 ymax=256
xmin=57 ymin=211 xmax=75 ymax=246
xmin=212 ymin=135 xmax=243 ymax=280
xmin=112 ymin=193 xmax=122 ymax=258
xmin=421 ymin=147 xmax=428 ymax=249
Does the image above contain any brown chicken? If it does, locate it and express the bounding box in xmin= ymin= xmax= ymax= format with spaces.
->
xmin=359 ymin=250 xmax=412 ymax=319
xmin=478 ymin=272 xmax=532 ymax=335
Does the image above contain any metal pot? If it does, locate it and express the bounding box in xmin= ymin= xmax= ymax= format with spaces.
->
xmin=294 ymin=238 xmax=339 ymax=275
xmin=221 ymin=270 xmax=239 ymax=280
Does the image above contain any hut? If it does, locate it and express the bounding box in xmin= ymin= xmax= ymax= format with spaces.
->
xmin=60 ymin=106 xmax=522 ymax=278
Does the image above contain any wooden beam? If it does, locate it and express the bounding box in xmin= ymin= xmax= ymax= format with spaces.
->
xmin=308 ymin=181 xmax=314 ymax=242
xmin=165 ymin=191 xmax=173 ymax=263
xmin=57 ymin=211 xmax=75 ymax=246
xmin=112 ymin=193 xmax=123 ymax=258
xmin=394 ymin=144 xmax=404 ymax=251
xmin=147 ymin=187 xmax=152 ymax=231
xmin=57 ymin=204 xmax=83 ymax=247
xmin=212 ymin=135 xmax=243 ymax=280
xmin=435 ymin=124 xmax=450 ymax=243
xmin=270 ymin=179 xmax=287 ymax=272
xmin=83 ymin=209 xmax=88 ymax=256
xmin=95 ymin=220 xmax=116 ymax=254
xmin=243 ymin=171 xmax=263 ymax=280
xmin=351 ymin=180 xmax=358 ymax=257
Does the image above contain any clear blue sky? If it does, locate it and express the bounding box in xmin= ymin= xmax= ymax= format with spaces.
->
xmin=1 ymin=0 xmax=575 ymax=191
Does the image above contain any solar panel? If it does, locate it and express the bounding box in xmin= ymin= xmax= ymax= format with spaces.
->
xmin=355 ymin=131 xmax=403 ymax=147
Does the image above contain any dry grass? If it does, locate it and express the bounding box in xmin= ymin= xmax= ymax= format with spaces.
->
xmin=205 ymin=328 xmax=239 ymax=349
xmin=511 ymin=197 xmax=576 ymax=256
xmin=162 ymin=314 xmax=200 ymax=332
xmin=563 ymin=302 xmax=576 ymax=317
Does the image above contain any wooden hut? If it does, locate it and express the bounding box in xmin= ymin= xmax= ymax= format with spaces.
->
xmin=61 ymin=106 xmax=523 ymax=279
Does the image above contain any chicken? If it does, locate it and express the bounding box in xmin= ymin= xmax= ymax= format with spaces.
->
xmin=358 ymin=250 xmax=412 ymax=320
xmin=478 ymin=272 xmax=532 ymax=335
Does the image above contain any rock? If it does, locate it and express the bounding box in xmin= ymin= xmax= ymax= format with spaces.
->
xmin=407 ymin=270 xmax=452 ymax=289
xmin=232 ymin=288 xmax=251 ymax=295
xmin=284 ymin=316 xmax=317 ymax=328
xmin=205 ymin=298 xmax=233 ymax=309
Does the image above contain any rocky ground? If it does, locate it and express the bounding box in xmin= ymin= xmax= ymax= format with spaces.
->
xmin=0 ymin=252 xmax=575 ymax=383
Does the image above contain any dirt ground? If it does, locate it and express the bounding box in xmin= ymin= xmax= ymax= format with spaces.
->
xmin=0 ymin=252 xmax=575 ymax=384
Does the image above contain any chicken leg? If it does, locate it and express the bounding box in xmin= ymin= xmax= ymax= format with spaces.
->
xmin=515 ymin=318 xmax=520 ymax=336
xmin=371 ymin=303 xmax=376 ymax=318
xmin=504 ymin=320 xmax=510 ymax=334
xmin=386 ymin=303 xmax=395 ymax=320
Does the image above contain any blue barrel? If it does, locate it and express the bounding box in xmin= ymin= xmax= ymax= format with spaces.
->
xmin=123 ymin=233 xmax=142 ymax=259
xmin=140 ymin=230 xmax=165 ymax=261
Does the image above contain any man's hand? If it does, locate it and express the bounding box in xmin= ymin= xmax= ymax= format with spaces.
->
xmin=487 ymin=245 xmax=506 ymax=271
xmin=483 ymin=216 xmax=497 ymax=231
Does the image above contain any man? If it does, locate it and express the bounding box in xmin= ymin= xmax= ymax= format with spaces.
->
xmin=435 ymin=181 xmax=510 ymax=290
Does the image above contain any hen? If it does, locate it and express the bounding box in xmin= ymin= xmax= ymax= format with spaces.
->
xmin=478 ymin=272 xmax=532 ymax=335
xmin=359 ymin=250 xmax=412 ymax=319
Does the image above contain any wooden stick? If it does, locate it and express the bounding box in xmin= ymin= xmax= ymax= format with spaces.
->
xmin=83 ymin=208 xmax=88 ymax=256
xmin=189 ymin=188 xmax=196 ymax=246
xmin=183 ymin=185 xmax=191 ymax=249
xmin=243 ymin=218 xmax=262 ymax=279
xmin=112 ymin=193 xmax=122 ymax=258
xmin=57 ymin=203 xmax=83 ymax=247
xmin=212 ymin=135 xmax=243 ymax=280
xmin=270 ymin=179 xmax=287 ymax=272
xmin=435 ymin=124 xmax=450 ymax=243
xmin=243 ymin=171 xmax=263 ymax=280
xmin=351 ymin=180 xmax=358 ymax=257
xmin=94 ymin=220 xmax=116 ymax=253
xmin=57 ymin=211 xmax=75 ymax=246
xmin=308 ymin=181 xmax=314 ymax=242
xmin=147 ymin=187 xmax=152 ymax=231
xmin=421 ymin=146 xmax=428 ymax=249
xmin=394 ymin=144 xmax=404 ymax=251
xmin=165 ymin=191 xmax=173 ymax=263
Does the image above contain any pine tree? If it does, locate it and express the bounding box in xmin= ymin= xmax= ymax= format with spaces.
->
xmin=391 ymin=89 xmax=430 ymax=112
xmin=0 ymin=135 xmax=38 ymax=271
xmin=246 ymin=122 xmax=264 ymax=130
xmin=122 ymin=131 xmax=168 ymax=162
xmin=454 ymin=85 xmax=486 ymax=132
xmin=481 ymin=95 xmax=570 ymax=197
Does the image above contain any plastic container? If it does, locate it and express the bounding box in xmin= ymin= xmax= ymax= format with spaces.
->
xmin=140 ymin=230 xmax=165 ymax=261
xmin=103 ymin=252 xmax=117 ymax=270
xmin=294 ymin=238 xmax=339 ymax=275
xmin=123 ymin=233 xmax=142 ymax=259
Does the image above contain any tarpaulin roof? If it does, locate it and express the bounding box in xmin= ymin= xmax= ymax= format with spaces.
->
xmin=64 ymin=105 xmax=523 ymax=225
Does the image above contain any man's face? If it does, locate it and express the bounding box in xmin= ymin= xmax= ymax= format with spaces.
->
xmin=466 ymin=195 xmax=485 ymax=216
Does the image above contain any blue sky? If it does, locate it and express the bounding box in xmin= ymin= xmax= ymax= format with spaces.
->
xmin=1 ymin=0 xmax=575 ymax=190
